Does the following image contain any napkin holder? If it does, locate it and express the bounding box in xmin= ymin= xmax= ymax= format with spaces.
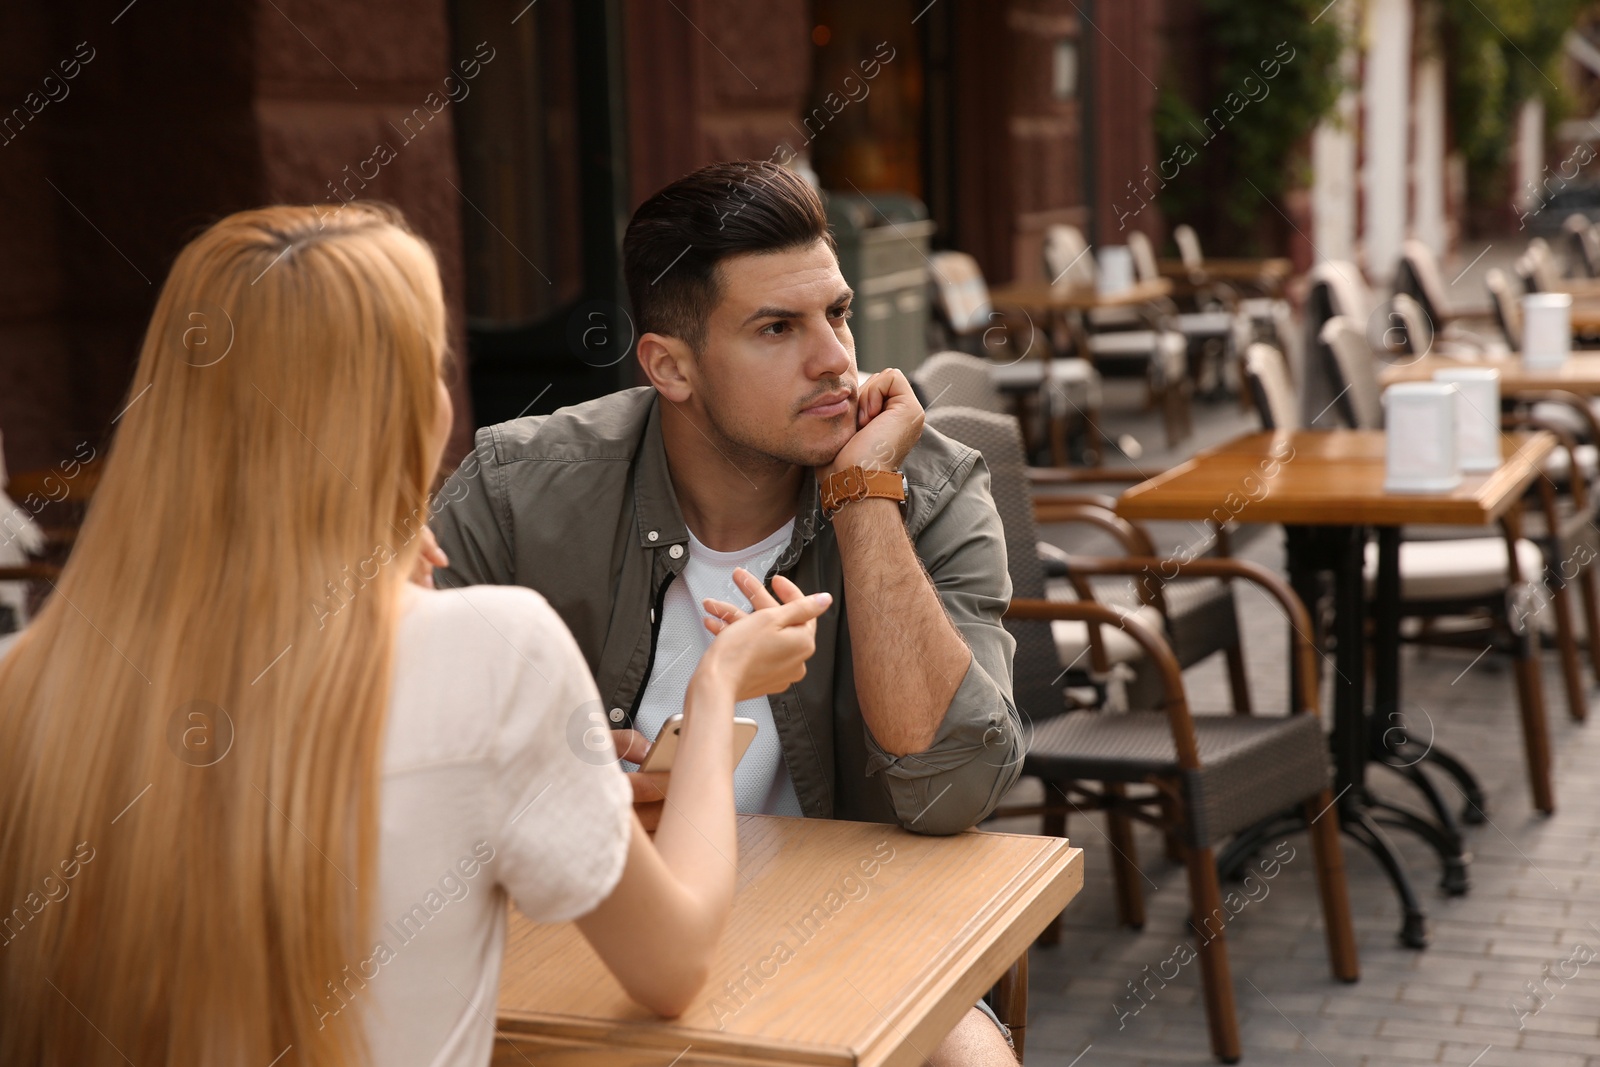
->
xmin=1431 ymin=366 xmax=1500 ymax=472
xmin=1523 ymin=293 xmax=1572 ymax=370
xmin=1383 ymin=382 xmax=1461 ymax=493
xmin=1095 ymin=246 xmax=1134 ymax=296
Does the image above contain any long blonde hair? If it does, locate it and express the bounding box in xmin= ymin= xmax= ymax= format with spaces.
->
xmin=0 ymin=203 xmax=448 ymax=1065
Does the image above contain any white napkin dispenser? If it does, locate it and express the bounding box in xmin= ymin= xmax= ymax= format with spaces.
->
xmin=1431 ymin=366 xmax=1500 ymax=472
xmin=1095 ymin=246 xmax=1135 ymax=296
xmin=1523 ymin=293 xmax=1572 ymax=370
xmin=1383 ymin=382 xmax=1462 ymax=493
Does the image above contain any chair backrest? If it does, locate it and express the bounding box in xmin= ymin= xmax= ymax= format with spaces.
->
xmin=1126 ymin=230 xmax=1160 ymax=284
xmin=1173 ymin=224 xmax=1204 ymax=272
xmin=1318 ymin=315 xmax=1385 ymax=430
xmin=928 ymin=251 xmax=994 ymax=335
xmin=1387 ymin=292 xmax=1434 ymax=356
xmin=1396 ymin=239 xmax=1452 ymax=325
xmin=1526 ymin=238 xmax=1563 ymax=292
xmin=1042 ymin=224 xmax=1094 ymax=287
xmin=1562 ymin=214 xmax=1599 ymax=278
xmin=1243 ymin=342 xmax=1301 ymax=431
xmin=1302 ymin=261 xmax=1372 ymax=427
xmin=911 ymin=351 xmax=1007 ymax=414
xmin=1486 ymin=267 xmax=1523 ymax=348
xmin=923 ymin=406 xmax=1065 ymax=720
xmin=1308 ymin=260 xmax=1374 ymax=323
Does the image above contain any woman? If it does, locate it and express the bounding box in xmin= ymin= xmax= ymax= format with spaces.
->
xmin=0 ymin=204 xmax=829 ymax=1066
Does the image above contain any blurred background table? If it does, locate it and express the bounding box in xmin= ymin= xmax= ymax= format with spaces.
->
xmin=988 ymin=277 xmax=1172 ymax=313
xmin=1117 ymin=429 xmax=1553 ymax=945
xmin=495 ymin=815 xmax=1084 ymax=1067
xmin=1380 ymin=351 xmax=1600 ymax=392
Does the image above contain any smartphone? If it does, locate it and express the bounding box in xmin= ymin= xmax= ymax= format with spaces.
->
xmin=636 ymin=714 xmax=759 ymax=773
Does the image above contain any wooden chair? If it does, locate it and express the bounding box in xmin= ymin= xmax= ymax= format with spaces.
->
xmin=1564 ymin=213 xmax=1600 ymax=278
xmin=1320 ymin=316 xmax=1591 ymax=718
xmin=1486 ymin=267 xmax=1523 ymax=349
xmin=1035 ymin=226 xmax=1196 ymax=447
xmin=1248 ymin=338 xmax=1562 ymax=816
xmin=1393 ymin=240 xmax=1497 ymax=352
xmin=916 ymin=356 xmax=1253 ymax=711
xmin=1126 ymin=231 xmax=1247 ymax=398
xmin=931 ymin=406 xmax=1359 ymax=1064
xmin=0 ymin=448 xmax=92 ymax=633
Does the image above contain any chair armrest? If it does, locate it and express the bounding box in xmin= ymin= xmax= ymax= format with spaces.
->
xmin=5 ymin=462 xmax=101 ymax=502
xmin=1028 ymin=503 xmax=1168 ymax=617
xmin=1005 ymin=596 xmax=1201 ymax=770
xmin=1501 ymin=411 xmax=1591 ymax=510
xmin=1505 ymin=389 xmax=1600 ymax=444
xmin=1059 ymin=554 xmax=1321 ymax=720
xmin=1031 ymin=490 xmax=1119 ymax=511
xmin=1037 ymin=541 xmax=1071 ymax=578
xmin=1027 ymin=467 xmax=1152 ymax=486
xmin=0 ymin=562 xmax=61 ymax=582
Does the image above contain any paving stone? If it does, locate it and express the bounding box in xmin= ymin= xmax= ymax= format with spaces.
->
xmin=1013 ymin=390 xmax=1600 ymax=1065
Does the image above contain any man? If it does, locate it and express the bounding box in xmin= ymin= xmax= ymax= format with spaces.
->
xmin=431 ymin=160 xmax=1023 ymax=1063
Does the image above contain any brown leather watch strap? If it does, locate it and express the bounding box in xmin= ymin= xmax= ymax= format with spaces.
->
xmin=820 ymin=465 xmax=907 ymax=518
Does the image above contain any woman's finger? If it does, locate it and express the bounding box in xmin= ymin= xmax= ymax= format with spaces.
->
xmin=702 ymin=597 xmax=746 ymax=623
xmin=419 ymin=525 xmax=449 ymax=568
xmin=770 ymin=591 xmax=832 ymax=628
xmin=732 ymin=567 xmax=780 ymax=610
xmin=770 ymin=573 xmax=807 ymax=604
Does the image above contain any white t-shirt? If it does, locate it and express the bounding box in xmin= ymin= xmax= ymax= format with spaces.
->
xmin=627 ymin=521 xmax=803 ymax=817
xmin=354 ymin=583 xmax=633 ymax=1066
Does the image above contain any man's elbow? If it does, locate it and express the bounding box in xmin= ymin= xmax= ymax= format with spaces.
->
xmin=894 ymin=744 xmax=1024 ymax=836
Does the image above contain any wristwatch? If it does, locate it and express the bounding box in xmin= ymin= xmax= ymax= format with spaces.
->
xmin=820 ymin=465 xmax=908 ymax=519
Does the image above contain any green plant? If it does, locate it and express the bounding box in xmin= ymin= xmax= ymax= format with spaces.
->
xmin=1438 ymin=0 xmax=1586 ymax=205
xmin=1152 ymin=0 xmax=1347 ymax=244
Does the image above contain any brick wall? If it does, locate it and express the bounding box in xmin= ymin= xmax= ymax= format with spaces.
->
xmin=0 ymin=0 xmax=477 ymax=480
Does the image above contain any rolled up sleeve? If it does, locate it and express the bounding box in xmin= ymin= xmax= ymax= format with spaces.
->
xmin=863 ymin=456 xmax=1024 ymax=835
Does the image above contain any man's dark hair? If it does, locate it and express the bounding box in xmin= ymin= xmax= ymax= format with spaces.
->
xmin=624 ymin=160 xmax=836 ymax=352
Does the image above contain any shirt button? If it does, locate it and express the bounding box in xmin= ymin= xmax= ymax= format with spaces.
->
xmin=669 ymin=544 xmax=685 ymax=559
xmin=608 ymin=708 xmax=625 ymax=723
xmin=647 ymin=530 xmax=659 ymax=542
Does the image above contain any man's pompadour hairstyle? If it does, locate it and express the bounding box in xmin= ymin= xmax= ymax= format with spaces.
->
xmin=624 ymin=160 xmax=835 ymax=352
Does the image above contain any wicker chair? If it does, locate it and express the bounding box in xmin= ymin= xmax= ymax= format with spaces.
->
xmin=1033 ymin=226 xmax=1195 ymax=447
xmin=915 ymin=356 xmax=1253 ymax=712
xmin=926 ymin=253 xmax=1106 ymax=464
xmin=1320 ymin=316 xmax=1591 ymax=722
xmin=1248 ymin=339 xmax=1563 ymax=818
xmin=1564 ymin=213 xmax=1600 ymax=278
xmin=1393 ymin=240 xmax=1497 ymax=352
xmin=930 ymin=406 xmax=1359 ymax=1064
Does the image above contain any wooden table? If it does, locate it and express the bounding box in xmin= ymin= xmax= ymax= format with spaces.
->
xmin=1119 ymin=430 xmax=1554 ymax=947
xmin=1381 ymin=352 xmax=1600 ymax=393
xmin=1570 ymin=303 xmax=1600 ymax=333
xmin=1119 ymin=429 xmax=1553 ymax=526
xmin=1157 ymin=257 xmax=1292 ymax=295
xmin=988 ymin=277 xmax=1172 ymax=313
xmin=495 ymin=815 xmax=1084 ymax=1067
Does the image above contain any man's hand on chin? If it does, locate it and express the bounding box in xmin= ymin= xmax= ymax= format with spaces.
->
xmin=821 ymin=369 xmax=925 ymax=478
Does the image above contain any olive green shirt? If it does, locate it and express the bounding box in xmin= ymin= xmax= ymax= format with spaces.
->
xmin=430 ymin=387 xmax=1022 ymax=834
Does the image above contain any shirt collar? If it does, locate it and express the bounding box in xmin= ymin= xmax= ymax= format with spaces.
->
xmin=632 ymin=396 xmax=690 ymax=550
xmin=634 ymin=392 xmax=828 ymax=569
